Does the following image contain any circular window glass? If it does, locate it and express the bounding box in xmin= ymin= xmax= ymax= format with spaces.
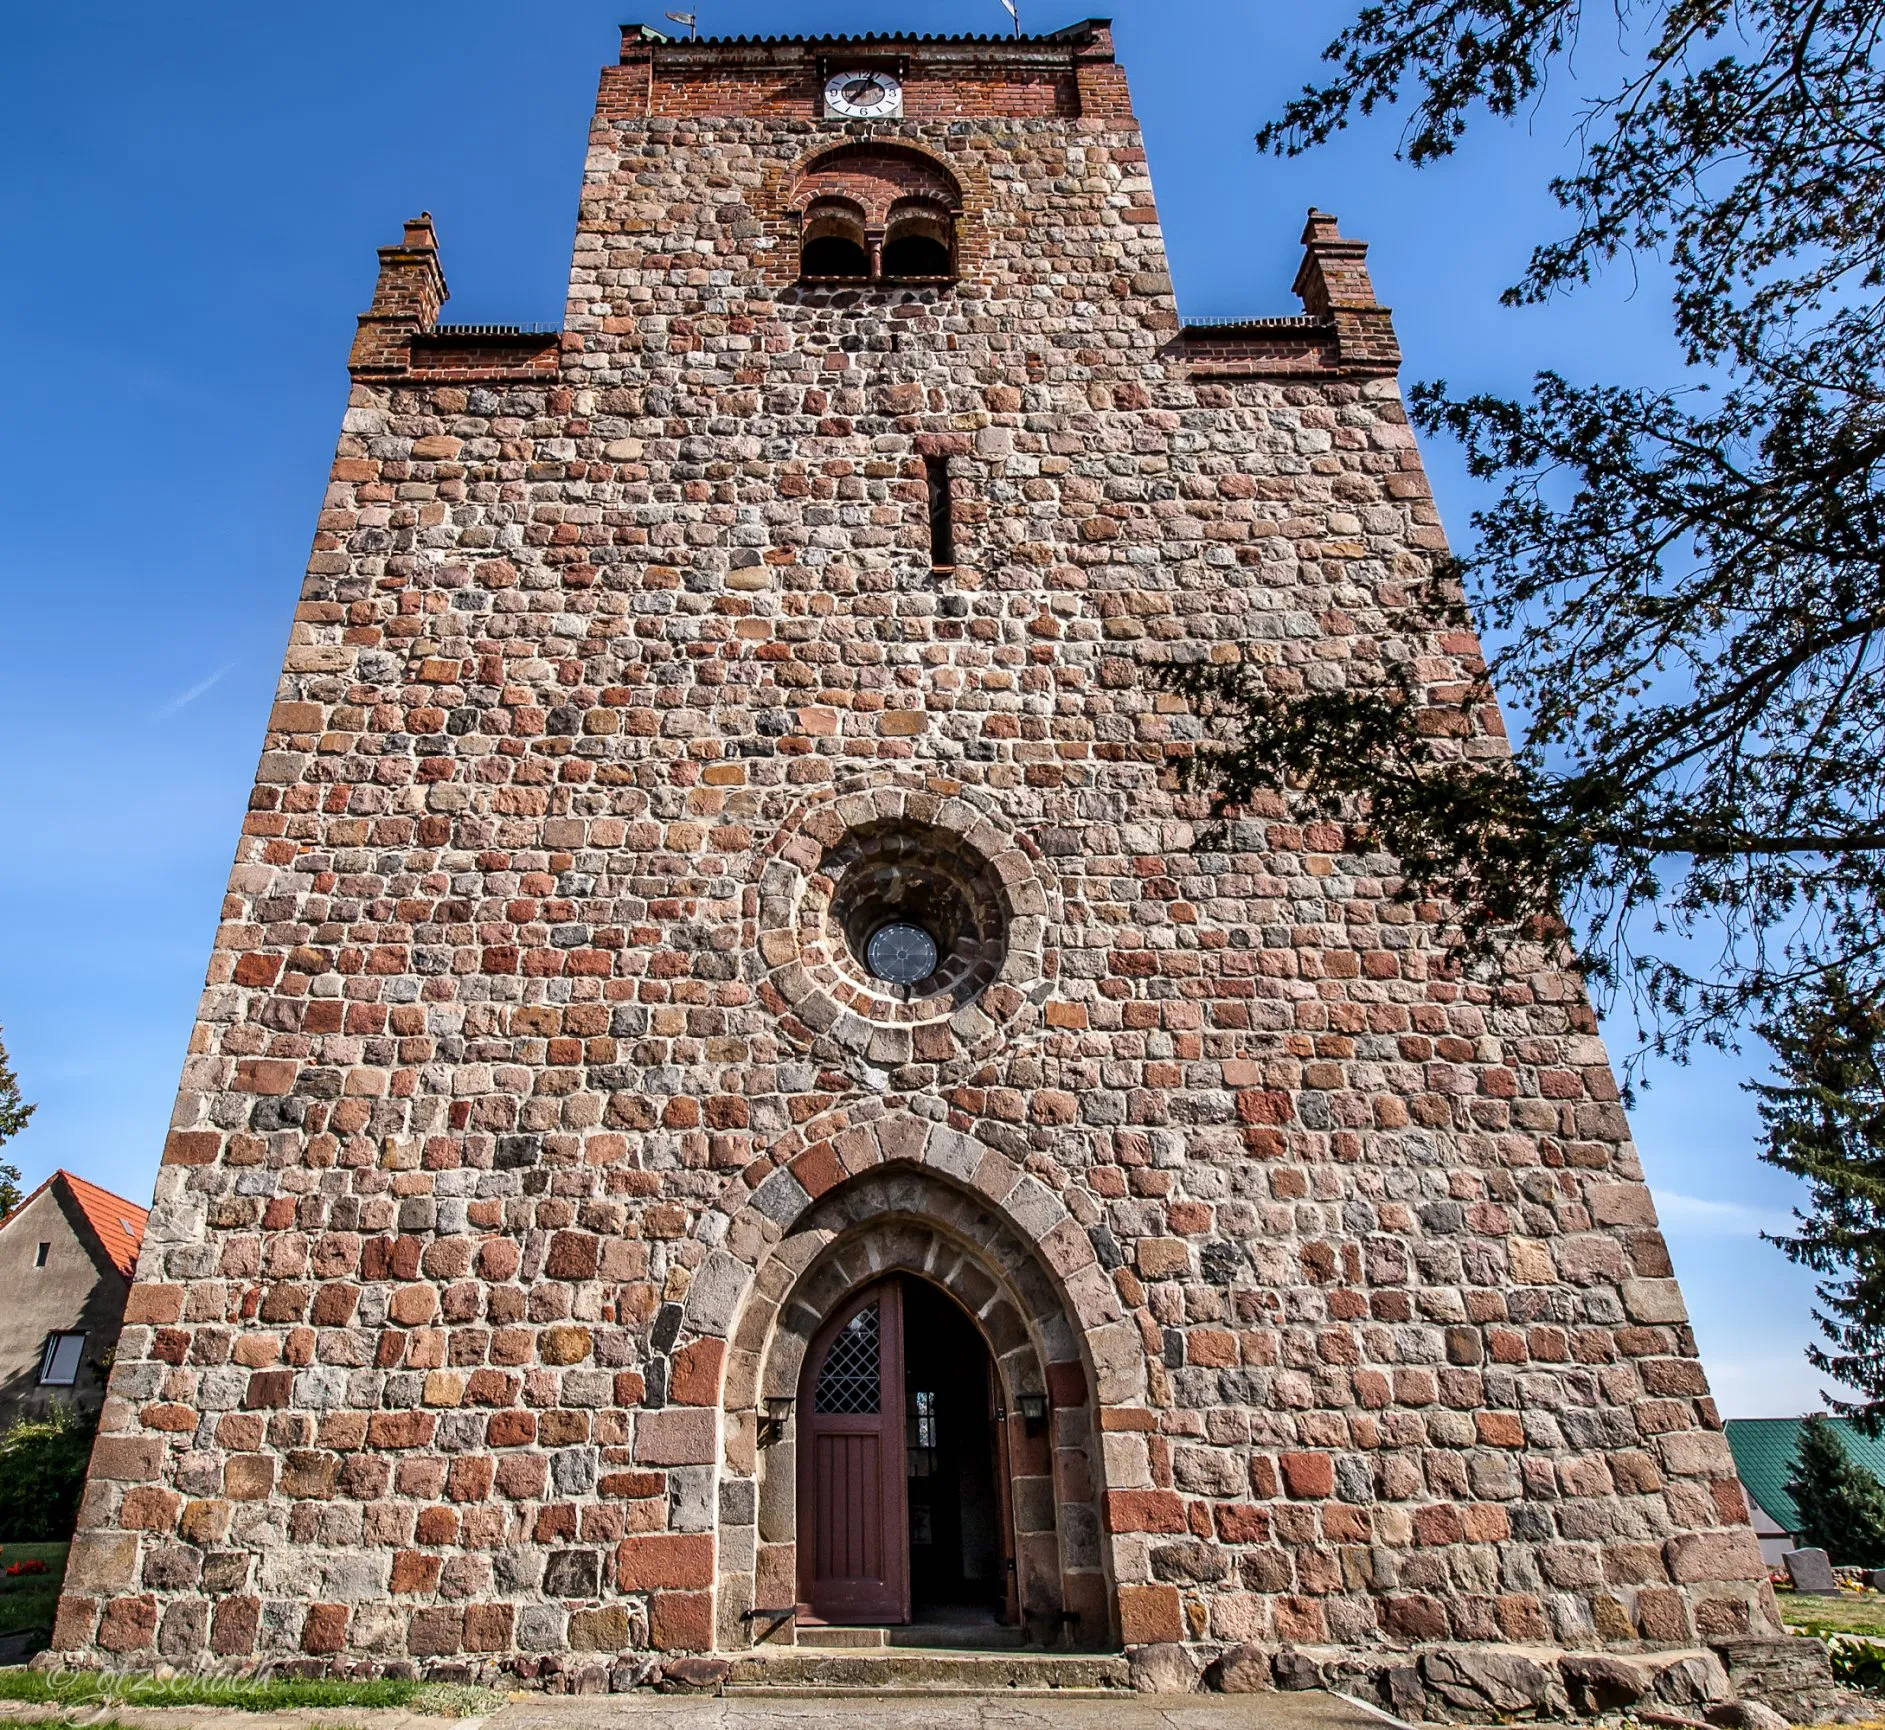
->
xmin=865 ymin=921 xmax=939 ymax=987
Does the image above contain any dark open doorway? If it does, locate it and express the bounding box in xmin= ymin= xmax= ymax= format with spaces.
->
xmin=901 ymin=1281 xmax=1005 ymax=1620
xmin=796 ymin=1274 xmax=1016 ymax=1632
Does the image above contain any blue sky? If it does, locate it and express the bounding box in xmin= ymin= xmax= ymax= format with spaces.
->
xmin=0 ymin=1 xmax=1822 ymax=1415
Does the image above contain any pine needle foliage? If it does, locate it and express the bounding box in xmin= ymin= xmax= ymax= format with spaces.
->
xmin=1757 ymin=978 xmax=1885 ymax=1424
xmin=1785 ymin=1414 xmax=1885 ymax=1565
xmin=0 ymin=1025 xmax=29 ymax=1217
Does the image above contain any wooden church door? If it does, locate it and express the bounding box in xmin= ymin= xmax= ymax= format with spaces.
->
xmin=797 ymin=1280 xmax=908 ymax=1624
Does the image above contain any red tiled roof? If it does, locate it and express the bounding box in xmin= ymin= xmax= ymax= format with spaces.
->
xmin=60 ymin=1172 xmax=149 ymax=1280
xmin=1 ymin=1170 xmax=149 ymax=1280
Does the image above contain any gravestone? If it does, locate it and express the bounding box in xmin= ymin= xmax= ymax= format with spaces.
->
xmin=1784 ymin=1548 xmax=1839 ymax=1594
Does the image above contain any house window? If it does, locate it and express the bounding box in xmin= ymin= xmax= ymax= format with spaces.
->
xmin=33 ymin=1243 xmax=48 ymax=1269
xmin=38 ymin=1332 xmax=86 ymax=1386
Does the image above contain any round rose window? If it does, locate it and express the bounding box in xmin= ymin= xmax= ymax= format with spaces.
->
xmin=819 ymin=820 xmax=1006 ymax=1007
xmin=755 ymin=786 xmax=1057 ymax=1085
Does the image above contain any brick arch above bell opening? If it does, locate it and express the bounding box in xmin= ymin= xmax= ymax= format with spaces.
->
xmin=789 ymin=143 xmax=963 ymax=227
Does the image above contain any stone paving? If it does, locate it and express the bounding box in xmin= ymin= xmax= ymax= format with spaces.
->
xmin=0 ymin=1692 xmax=1391 ymax=1730
xmin=492 ymin=1692 xmax=1394 ymax=1730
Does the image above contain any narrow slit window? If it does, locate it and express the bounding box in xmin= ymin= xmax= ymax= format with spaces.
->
xmin=926 ymin=456 xmax=955 ymax=570
xmin=33 ymin=1243 xmax=48 ymax=1269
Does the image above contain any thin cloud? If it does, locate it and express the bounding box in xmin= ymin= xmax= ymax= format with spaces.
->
xmin=151 ymin=662 xmax=233 ymax=722
xmin=1651 ymin=1188 xmax=1794 ymax=1238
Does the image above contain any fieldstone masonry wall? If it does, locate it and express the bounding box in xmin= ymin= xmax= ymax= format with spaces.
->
xmin=55 ymin=16 xmax=1786 ymax=1693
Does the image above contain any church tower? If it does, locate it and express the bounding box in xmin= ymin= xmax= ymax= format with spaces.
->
xmin=56 ymin=19 xmax=1798 ymax=1707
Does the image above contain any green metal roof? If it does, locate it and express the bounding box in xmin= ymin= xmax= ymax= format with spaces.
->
xmin=1724 ymin=1417 xmax=1885 ymax=1532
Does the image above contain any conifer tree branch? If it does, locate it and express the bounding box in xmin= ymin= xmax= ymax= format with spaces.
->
xmin=1199 ymin=1 xmax=1885 ymax=1063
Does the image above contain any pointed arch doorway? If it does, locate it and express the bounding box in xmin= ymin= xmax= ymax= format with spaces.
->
xmin=796 ymin=1276 xmax=1015 ymax=1628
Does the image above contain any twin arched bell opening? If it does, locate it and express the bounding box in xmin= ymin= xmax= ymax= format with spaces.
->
xmin=800 ymin=196 xmax=955 ymax=283
xmin=793 ymin=145 xmax=963 ymax=285
xmin=801 ymin=198 xmax=872 ymax=279
xmin=880 ymin=203 xmax=952 ymax=278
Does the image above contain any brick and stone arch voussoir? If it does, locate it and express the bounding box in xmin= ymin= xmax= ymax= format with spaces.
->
xmin=673 ymin=1111 xmax=1154 ymax=1647
xmin=711 ymin=1159 xmax=1125 ymax=1646
xmin=750 ymin=779 xmax=1058 ymax=1086
xmin=754 ymin=127 xmax=992 ymax=287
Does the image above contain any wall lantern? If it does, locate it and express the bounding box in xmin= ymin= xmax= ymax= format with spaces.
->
xmin=761 ymin=1394 xmax=795 ymax=1445
xmin=1018 ymin=1392 xmax=1048 ymax=1436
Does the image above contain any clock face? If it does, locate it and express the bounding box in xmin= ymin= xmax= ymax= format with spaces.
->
xmin=825 ymin=69 xmax=904 ymax=120
xmin=865 ymin=920 xmax=939 ymax=987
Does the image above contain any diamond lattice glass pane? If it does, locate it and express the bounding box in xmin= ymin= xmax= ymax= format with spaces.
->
xmin=815 ymin=1303 xmax=880 ymax=1413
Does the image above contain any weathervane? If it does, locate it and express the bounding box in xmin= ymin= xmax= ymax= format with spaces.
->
xmin=665 ymin=10 xmax=698 ymax=40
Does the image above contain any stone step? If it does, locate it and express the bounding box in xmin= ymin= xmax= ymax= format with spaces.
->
xmin=796 ymin=1626 xmax=888 ymax=1648
xmin=724 ymin=1649 xmax=1131 ymax=1693
xmin=891 ymin=1621 xmax=1027 ymax=1650
xmin=725 ymin=1689 xmax=1132 ymax=1701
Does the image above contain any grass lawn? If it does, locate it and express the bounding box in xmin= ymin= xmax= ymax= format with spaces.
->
xmin=1780 ymin=1591 xmax=1885 ymax=1638
xmin=0 ymin=1547 xmax=501 ymax=1715
xmin=0 ymin=1543 xmax=65 ymax=1638
xmin=0 ymin=1672 xmax=503 ymax=1714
